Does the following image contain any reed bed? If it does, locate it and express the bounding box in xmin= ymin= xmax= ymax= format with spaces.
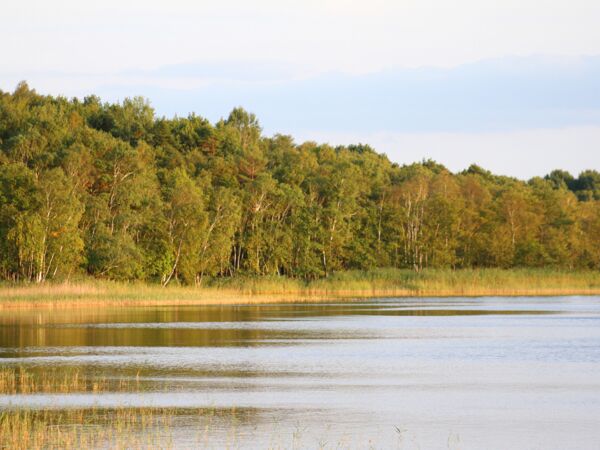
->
xmin=0 ymin=367 xmax=142 ymax=395
xmin=0 ymin=367 xmax=250 ymax=449
xmin=1 ymin=268 xmax=599 ymax=309
xmin=0 ymin=407 xmax=178 ymax=449
xmin=0 ymin=406 xmax=348 ymax=450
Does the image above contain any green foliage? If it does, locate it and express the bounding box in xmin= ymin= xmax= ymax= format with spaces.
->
xmin=1 ymin=82 xmax=599 ymax=283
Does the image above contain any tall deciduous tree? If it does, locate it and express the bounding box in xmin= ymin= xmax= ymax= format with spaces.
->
xmin=1 ymin=85 xmax=599 ymax=284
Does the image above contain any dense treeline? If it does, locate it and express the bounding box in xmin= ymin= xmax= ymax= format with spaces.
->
xmin=1 ymin=82 xmax=599 ymax=284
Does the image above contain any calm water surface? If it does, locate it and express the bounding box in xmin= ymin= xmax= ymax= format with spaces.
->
xmin=1 ymin=296 xmax=600 ymax=449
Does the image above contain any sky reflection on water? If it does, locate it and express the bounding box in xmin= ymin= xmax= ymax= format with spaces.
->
xmin=1 ymin=296 xmax=600 ymax=449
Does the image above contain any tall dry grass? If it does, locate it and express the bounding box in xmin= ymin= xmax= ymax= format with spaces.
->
xmin=0 ymin=407 xmax=177 ymax=449
xmin=0 ymin=367 xmax=245 ymax=449
xmin=0 ymin=268 xmax=599 ymax=308
xmin=0 ymin=367 xmax=141 ymax=395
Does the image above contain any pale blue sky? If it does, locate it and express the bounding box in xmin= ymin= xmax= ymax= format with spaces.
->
xmin=2 ymin=0 xmax=600 ymax=178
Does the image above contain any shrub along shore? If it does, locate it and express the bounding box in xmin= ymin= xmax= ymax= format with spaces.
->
xmin=1 ymin=268 xmax=599 ymax=309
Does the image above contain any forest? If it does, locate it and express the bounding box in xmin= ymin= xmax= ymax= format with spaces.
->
xmin=1 ymin=82 xmax=599 ymax=285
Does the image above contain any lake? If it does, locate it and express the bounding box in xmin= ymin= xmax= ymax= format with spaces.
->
xmin=1 ymin=296 xmax=600 ymax=449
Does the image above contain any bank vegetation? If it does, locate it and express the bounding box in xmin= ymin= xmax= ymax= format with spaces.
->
xmin=1 ymin=83 xmax=600 ymax=289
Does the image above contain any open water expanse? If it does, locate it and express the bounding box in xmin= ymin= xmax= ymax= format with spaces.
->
xmin=1 ymin=296 xmax=600 ymax=449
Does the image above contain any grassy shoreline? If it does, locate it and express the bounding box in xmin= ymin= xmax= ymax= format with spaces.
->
xmin=1 ymin=268 xmax=599 ymax=309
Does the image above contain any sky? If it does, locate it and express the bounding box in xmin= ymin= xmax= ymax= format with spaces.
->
xmin=1 ymin=0 xmax=600 ymax=179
